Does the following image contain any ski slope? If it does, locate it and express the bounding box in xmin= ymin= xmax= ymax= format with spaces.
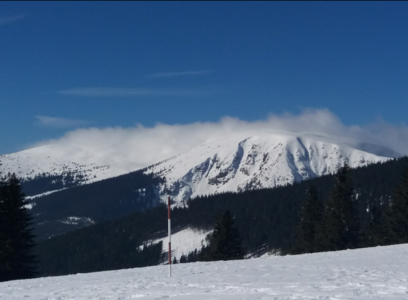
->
xmin=2 ymin=244 xmax=408 ymax=299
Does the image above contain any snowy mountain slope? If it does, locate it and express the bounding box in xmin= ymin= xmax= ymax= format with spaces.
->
xmin=145 ymin=131 xmax=393 ymax=204
xmin=3 ymin=244 xmax=408 ymax=299
xmin=0 ymin=145 xmax=113 ymax=190
xmin=0 ymin=131 xmax=395 ymax=201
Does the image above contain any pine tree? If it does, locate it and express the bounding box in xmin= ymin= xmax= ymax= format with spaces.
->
xmin=385 ymin=166 xmax=408 ymax=244
xmin=315 ymin=165 xmax=361 ymax=252
xmin=293 ymin=185 xmax=323 ymax=254
xmin=0 ymin=174 xmax=36 ymax=281
xmin=365 ymin=205 xmax=388 ymax=246
xmin=207 ymin=210 xmax=245 ymax=261
xmin=187 ymin=248 xmax=199 ymax=263
xmin=179 ymin=254 xmax=187 ymax=263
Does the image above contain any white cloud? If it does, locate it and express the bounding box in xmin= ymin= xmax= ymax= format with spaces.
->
xmin=0 ymin=14 xmax=27 ymax=27
xmin=57 ymin=87 xmax=210 ymax=97
xmin=35 ymin=115 xmax=90 ymax=128
xmin=29 ymin=109 xmax=408 ymax=174
xmin=145 ymin=70 xmax=214 ymax=78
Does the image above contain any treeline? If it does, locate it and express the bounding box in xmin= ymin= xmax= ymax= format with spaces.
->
xmin=35 ymin=157 xmax=408 ymax=277
xmin=292 ymin=163 xmax=408 ymax=254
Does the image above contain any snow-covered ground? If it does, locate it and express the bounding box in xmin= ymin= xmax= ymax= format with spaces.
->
xmin=142 ymin=228 xmax=212 ymax=262
xmin=2 ymin=244 xmax=408 ymax=299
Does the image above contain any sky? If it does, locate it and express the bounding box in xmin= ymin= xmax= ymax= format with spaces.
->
xmin=1 ymin=2 xmax=408 ymax=155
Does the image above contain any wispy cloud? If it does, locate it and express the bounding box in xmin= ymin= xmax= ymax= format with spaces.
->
xmin=30 ymin=109 xmax=408 ymax=174
xmin=57 ymin=87 xmax=211 ymax=97
xmin=0 ymin=14 xmax=28 ymax=27
xmin=35 ymin=116 xmax=91 ymax=128
xmin=145 ymin=70 xmax=214 ymax=79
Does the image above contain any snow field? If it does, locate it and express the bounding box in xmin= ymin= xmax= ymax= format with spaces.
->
xmin=2 ymin=244 xmax=408 ymax=299
xmin=147 ymin=228 xmax=212 ymax=262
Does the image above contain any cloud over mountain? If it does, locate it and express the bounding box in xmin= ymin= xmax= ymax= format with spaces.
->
xmin=29 ymin=109 xmax=408 ymax=173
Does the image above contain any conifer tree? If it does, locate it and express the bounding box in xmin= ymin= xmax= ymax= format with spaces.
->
xmin=179 ymin=254 xmax=187 ymax=263
xmin=293 ymin=185 xmax=323 ymax=254
xmin=365 ymin=205 xmax=388 ymax=246
xmin=207 ymin=210 xmax=245 ymax=261
xmin=0 ymin=174 xmax=36 ymax=281
xmin=385 ymin=166 xmax=408 ymax=244
xmin=315 ymin=164 xmax=361 ymax=252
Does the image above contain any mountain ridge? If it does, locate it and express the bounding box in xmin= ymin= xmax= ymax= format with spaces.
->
xmin=143 ymin=131 xmax=393 ymax=204
xmin=0 ymin=131 xmax=395 ymax=203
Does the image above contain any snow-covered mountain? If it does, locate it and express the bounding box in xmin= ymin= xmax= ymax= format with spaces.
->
xmin=0 ymin=131 xmax=396 ymax=202
xmin=0 ymin=146 xmax=113 ymax=188
xmin=145 ymin=131 xmax=394 ymax=204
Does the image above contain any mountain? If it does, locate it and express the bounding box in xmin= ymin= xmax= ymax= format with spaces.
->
xmin=0 ymin=145 xmax=118 ymax=197
xmin=145 ymin=131 xmax=395 ymax=204
xmin=0 ymin=131 xmax=397 ymax=240
xmin=0 ymin=130 xmax=400 ymax=203
xmin=1 ymin=131 xmax=395 ymax=202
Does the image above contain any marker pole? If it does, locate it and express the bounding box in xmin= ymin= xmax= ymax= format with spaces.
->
xmin=168 ymin=196 xmax=171 ymax=277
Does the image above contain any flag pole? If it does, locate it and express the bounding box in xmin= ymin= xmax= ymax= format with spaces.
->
xmin=168 ymin=196 xmax=171 ymax=277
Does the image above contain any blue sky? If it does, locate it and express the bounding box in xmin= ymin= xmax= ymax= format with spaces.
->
xmin=1 ymin=2 xmax=408 ymax=155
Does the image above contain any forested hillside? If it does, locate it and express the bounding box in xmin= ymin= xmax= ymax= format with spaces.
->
xmin=30 ymin=169 xmax=164 ymax=241
xmin=35 ymin=208 xmax=167 ymax=276
xmin=20 ymin=169 xmax=99 ymax=196
xmin=35 ymin=157 xmax=408 ymax=277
